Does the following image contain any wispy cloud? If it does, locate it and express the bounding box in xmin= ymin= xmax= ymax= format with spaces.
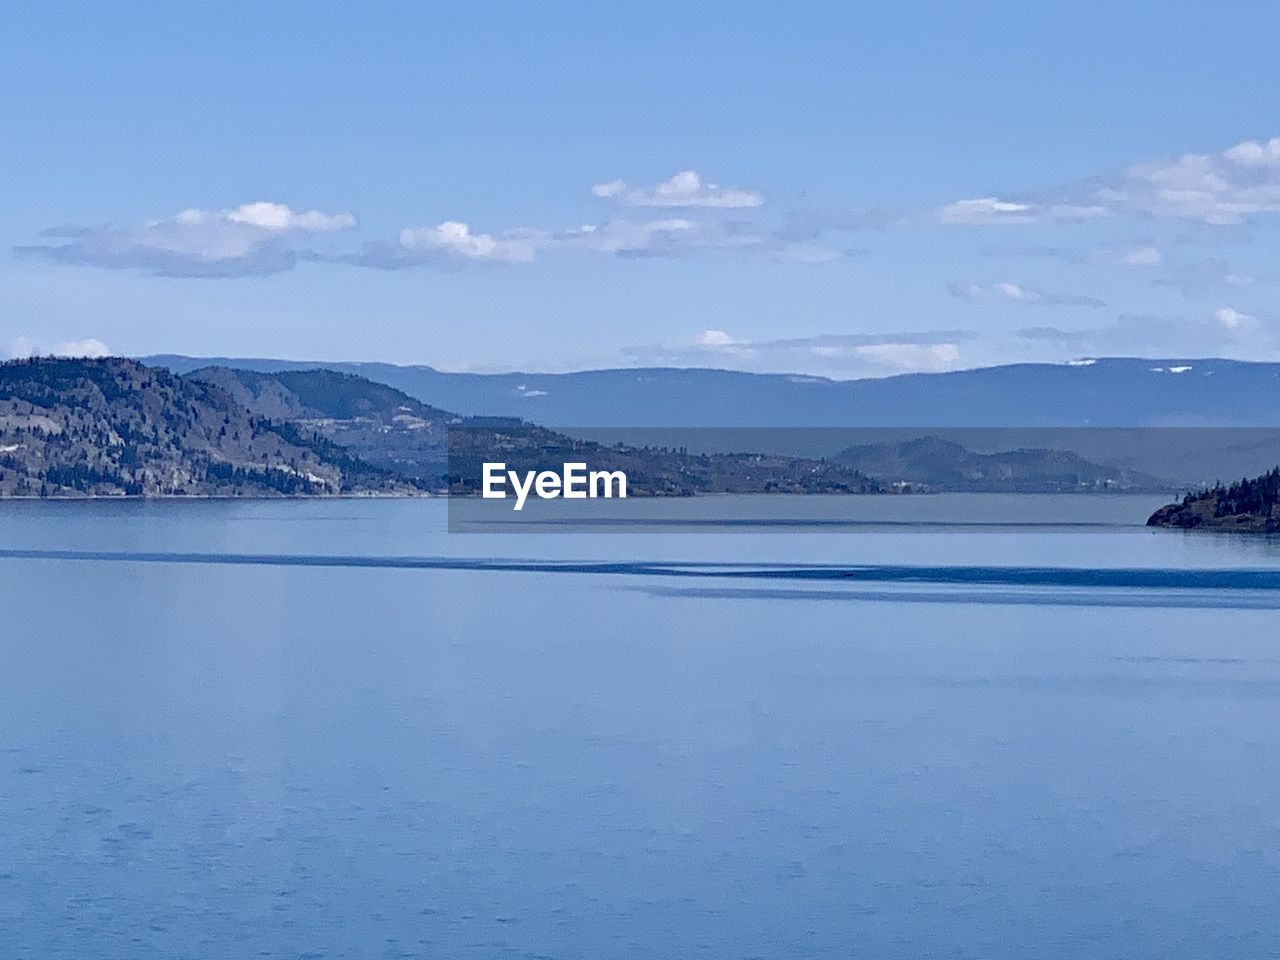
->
xmin=343 ymin=216 xmax=776 ymax=268
xmin=983 ymin=243 xmax=1168 ymax=271
xmin=981 ymin=242 xmax=1264 ymax=299
xmin=591 ymin=170 xmax=764 ymax=209
xmin=948 ymin=281 xmax=1105 ymax=308
xmin=560 ymin=218 xmax=765 ymax=257
xmin=938 ymin=198 xmax=1036 ymax=225
xmin=17 ymin=202 xmax=356 ymax=278
xmin=978 ymin=243 xmax=1088 ymax=263
xmin=774 ymin=206 xmax=895 ymax=241
xmin=1113 ymin=245 xmax=1163 ymax=267
xmin=769 ymin=242 xmax=858 ymax=264
xmin=1016 ymin=306 xmax=1279 ymax=357
xmin=622 ymin=329 xmax=974 ymax=378
xmin=936 ymin=197 xmax=1107 ymax=226
xmin=939 ymin=134 xmax=1280 ymax=226
xmin=340 ymin=212 xmax=859 ymax=268
xmin=1153 ymin=256 xmax=1256 ymax=297
xmin=562 ymin=217 xmax=853 ymax=264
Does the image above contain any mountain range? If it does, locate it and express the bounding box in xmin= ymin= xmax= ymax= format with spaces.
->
xmin=145 ymin=355 xmax=1280 ymax=428
xmin=8 ymin=354 xmax=1280 ymax=497
xmin=0 ymin=359 xmax=883 ymax=498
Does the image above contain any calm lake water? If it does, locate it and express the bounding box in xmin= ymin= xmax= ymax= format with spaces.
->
xmin=3 ymin=495 xmax=1280 ymax=958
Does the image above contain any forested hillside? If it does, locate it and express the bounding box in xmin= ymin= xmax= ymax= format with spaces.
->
xmin=0 ymin=357 xmax=418 ymax=497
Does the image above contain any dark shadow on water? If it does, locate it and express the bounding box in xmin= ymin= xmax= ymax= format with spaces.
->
xmin=463 ymin=517 xmax=1128 ymax=529
xmin=635 ymin=585 xmax=1280 ymax=611
xmin=5 ymin=548 xmax=1280 ymax=595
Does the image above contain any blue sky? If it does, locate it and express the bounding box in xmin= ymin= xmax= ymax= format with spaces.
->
xmin=5 ymin=1 xmax=1280 ymax=377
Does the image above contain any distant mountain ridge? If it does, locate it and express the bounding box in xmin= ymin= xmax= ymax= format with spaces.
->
xmin=144 ymin=355 xmax=1280 ymax=428
xmin=8 ymin=356 xmax=1272 ymax=498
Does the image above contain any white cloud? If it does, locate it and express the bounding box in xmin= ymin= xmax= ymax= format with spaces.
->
xmin=948 ymin=281 xmax=1105 ymax=308
xmin=56 ymin=338 xmax=112 ymax=358
xmin=18 ymin=201 xmax=356 ymax=277
xmin=398 ymin=221 xmax=541 ymax=264
xmin=25 ymin=173 xmax=857 ymax=277
xmin=1222 ymin=138 xmax=1280 ymax=167
xmin=346 ymin=214 xmax=779 ymax=269
xmin=936 ymin=197 xmax=1037 ymax=225
xmin=1121 ymin=245 xmax=1163 ymax=267
xmin=589 ymin=180 xmax=628 ymax=200
xmin=223 ymin=201 xmax=355 ymax=232
xmin=952 ymin=281 xmax=1036 ymax=302
xmin=591 ymin=170 xmax=764 ymax=209
xmin=1213 ymin=306 xmax=1256 ymax=331
xmin=4 ymin=336 xmax=111 ymax=359
xmin=936 ymin=197 xmax=1108 ymax=225
xmin=696 ymin=329 xmax=737 ymax=347
xmin=939 ymin=134 xmax=1280 ymax=226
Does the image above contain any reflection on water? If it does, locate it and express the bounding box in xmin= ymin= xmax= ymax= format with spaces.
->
xmin=2 ymin=497 xmax=1280 ymax=959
